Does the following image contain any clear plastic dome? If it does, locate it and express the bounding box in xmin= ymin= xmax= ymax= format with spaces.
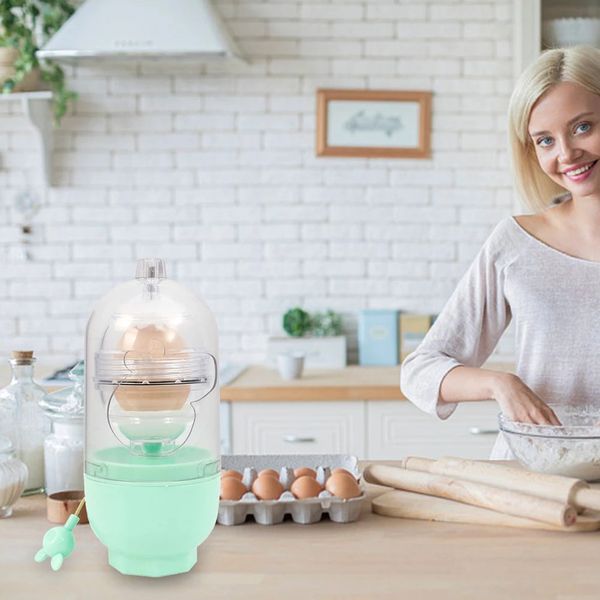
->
xmin=85 ymin=258 xmax=219 ymax=483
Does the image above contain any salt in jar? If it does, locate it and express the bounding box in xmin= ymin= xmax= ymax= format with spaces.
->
xmin=39 ymin=362 xmax=85 ymax=495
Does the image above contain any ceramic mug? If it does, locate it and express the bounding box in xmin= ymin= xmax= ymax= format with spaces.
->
xmin=276 ymin=353 xmax=305 ymax=380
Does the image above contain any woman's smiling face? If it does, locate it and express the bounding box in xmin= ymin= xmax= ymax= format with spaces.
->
xmin=528 ymin=81 xmax=600 ymax=198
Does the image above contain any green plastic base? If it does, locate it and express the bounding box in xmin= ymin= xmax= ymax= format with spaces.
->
xmin=84 ymin=471 xmax=219 ymax=577
xmin=108 ymin=549 xmax=197 ymax=578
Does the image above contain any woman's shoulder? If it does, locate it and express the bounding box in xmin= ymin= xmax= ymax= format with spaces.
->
xmin=512 ymin=212 xmax=552 ymax=237
xmin=477 ymin=214 xmax=539 ymax=269
xmin=512 ymin=194 xmax=570 ymax=235
xmin=483 ymin=215 xmax=525 ymax=250
xmin=511 ymin=201 xmax=570 ymax=250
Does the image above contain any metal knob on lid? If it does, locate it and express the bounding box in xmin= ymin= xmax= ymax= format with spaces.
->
xmin=135 ymin=258 xmax=166 ymax=280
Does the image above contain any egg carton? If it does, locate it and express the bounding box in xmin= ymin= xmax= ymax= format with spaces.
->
xmin=219 ymin=454 xmax=365 ymax=526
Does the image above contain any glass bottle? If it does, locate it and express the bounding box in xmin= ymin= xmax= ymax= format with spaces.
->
xmin=0 ymin=436 xmax=28 ymax=518
xmin=0 ymin=351 xmax=49 ymax=494
xmin=39 ymin=362 xmax=85 ymax=495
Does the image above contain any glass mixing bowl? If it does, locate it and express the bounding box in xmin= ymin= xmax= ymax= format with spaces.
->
xmin=498 ymin=404 xmax=600 ymax=481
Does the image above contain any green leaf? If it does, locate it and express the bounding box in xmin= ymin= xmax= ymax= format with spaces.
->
xmin=283 ymin=308 xmax=312 ymax=337
xmin=0 ymin=0 xmax=76 ymax=124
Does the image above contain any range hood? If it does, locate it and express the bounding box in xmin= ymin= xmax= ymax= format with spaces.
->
xmin=37 ymin=0 xmax=245 ymax=61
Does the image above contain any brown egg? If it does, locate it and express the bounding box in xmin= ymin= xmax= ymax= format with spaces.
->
xmin=294 ymin=467 xmax=317 ymax=479
xmin=220 ymin=477 xmax=247 ymax=501
xmin=252 ymin=475 xmax=284 ymax=500
xmin=331 ymin=467 xmax=357 ymax=480
xmin=290 ymin=475 xmax=323 ymax=499
xmin=325 ymin=472 xmax=361 ymax=499
xmin=258 ymin=468 xmax=280 ymax=480
xmin=221 ymin=469 xmax=242 ymax=480
xmin=116 ymin=324 xmax=190 ymax=411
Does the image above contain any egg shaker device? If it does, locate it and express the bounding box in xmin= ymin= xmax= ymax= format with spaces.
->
xmin=84 ymin=258 xmax=219 ymax=577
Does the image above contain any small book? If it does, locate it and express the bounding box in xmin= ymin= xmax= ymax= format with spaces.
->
xmin=358 ymin=309 xmax=399 ymax=366
xmin=399 ymin=313 xmax=436 ymax=362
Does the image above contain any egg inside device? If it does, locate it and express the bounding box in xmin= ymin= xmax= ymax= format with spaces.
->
xmin=84 ymin=258 xmax=220 ymax=577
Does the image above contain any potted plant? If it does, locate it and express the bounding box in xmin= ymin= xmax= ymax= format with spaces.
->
xmin=268 ymin=307 xmax=347 ymax=369
xmin=0 ymin=0 xmax=77 ymax=123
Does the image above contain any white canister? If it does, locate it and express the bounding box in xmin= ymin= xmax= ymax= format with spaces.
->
xmin=40 ymin=362 xmax=85 ymax=495
xmin=44 ymin=418 xmax=84 ymax=496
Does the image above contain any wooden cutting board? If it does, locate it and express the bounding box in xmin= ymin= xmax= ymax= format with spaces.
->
xmin=372 ymin=490 xmax=600 ymax=532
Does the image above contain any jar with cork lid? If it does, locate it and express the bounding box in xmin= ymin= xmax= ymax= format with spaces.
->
xmin=0 ymin=351 xmax=49 ymax=494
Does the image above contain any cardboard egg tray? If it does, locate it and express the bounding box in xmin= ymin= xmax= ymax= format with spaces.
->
xmin=219 ymin=454 xmax=365 ymax=526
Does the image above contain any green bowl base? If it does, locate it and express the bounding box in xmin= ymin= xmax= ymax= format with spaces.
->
xmin=85 ymin=471 xmax=219 ymax=578
xmin=109 ymin=549 xmax=197 ymax=577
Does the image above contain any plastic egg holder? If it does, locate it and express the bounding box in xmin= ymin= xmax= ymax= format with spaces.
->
xmin=96 ymin=338 xmax=216 ymax=457
xmin=219 ymin=454 xmax=365 ymax=526
xmin=85 ymin=258 xmax=221 ymax=577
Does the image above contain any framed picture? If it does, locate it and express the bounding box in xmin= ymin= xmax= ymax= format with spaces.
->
xmin=316 ymin=89 xmax=432 ymax=159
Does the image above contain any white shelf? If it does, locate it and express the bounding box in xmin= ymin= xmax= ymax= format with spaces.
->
xmin=0 ymin=90 xmax=52 ymax=101
xmin=1 ymin=90 xmax=53 ymax=187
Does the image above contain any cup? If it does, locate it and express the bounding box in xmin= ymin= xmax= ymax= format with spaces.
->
xmin=47 ymin=490 xmax=88 ymax=524
xmin=276 ymin=353 xmax=305 ymax=380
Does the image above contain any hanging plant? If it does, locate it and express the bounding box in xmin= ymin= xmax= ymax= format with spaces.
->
xmin=0 ymin=0 xmax=77 ymax=124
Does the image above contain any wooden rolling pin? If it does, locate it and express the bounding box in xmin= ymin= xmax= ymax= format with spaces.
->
xmin=363 ymin=464 xmax=577 ymax=527
xmin=372 ymin=490 xmax=600 ymax=532
xmin=401 ymin=456 xmax=600 ymax=513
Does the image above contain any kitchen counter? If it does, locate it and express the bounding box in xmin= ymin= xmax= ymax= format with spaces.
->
xmin=2 ymin=461 xmax=599 ymax=600
xmin=221 ymin=365 xmax=405 ymax=401
xmin=220 ymin=363 xmax=513 ymax=402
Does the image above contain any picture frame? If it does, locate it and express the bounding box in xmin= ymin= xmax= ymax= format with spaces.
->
xmin=316 ymin=89 xmax=432 ymax=159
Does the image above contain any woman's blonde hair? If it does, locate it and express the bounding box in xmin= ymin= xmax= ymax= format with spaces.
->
xmin=508 ymin=46 xmax=600 ymax=213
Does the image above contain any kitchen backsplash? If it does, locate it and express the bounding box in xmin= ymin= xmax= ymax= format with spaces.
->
xmin=0 ymin=0 xmax=516 ymax=364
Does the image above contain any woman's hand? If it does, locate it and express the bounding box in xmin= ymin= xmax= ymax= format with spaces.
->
xmin=492 ymin=372 xmax=561 ymax=425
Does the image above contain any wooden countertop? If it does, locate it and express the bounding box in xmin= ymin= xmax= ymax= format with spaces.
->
xmin=221 ymin=365 xmax=405 ymax=401
xmin=220 ymin=363 xmax=514 ymax=402
xmin=3 ymin=462 xmax=600 ymax=599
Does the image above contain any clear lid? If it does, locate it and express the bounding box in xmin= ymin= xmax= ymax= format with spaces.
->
xmin=85 ymin=258 xmax=219 ymax=482
xmin=39 ymin=361 xmax=85 ymax=419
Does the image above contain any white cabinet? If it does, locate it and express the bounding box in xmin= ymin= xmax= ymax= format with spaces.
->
xmin=228 ymin=399 xmax=499 ymax=460
xmin=231 ymin=401 xmax=366 ymax=456
xmin=367 ymin=400 xmax=499 ymax=460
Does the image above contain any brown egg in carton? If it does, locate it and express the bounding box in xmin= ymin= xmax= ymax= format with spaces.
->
xmin=218 ymin=454 xmax=366 ymax=525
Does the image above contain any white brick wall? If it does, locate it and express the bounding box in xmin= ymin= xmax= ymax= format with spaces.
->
xmin=0 ymin=0 xmax=517 ymax=365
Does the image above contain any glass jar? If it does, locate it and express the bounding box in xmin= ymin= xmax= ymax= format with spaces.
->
xmin=0 ymin=351 xmax=49 ymax=494
xmin=0 ymin=436 xmax=28 ymax=518
xmin=40 ymin=362 xmax=85 ymax=495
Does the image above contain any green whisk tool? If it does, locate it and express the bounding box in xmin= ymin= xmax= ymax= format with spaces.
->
xmin=35 ymin=498 xmax=86 ymax=571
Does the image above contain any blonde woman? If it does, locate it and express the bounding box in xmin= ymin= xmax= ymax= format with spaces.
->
xmin=400 ymin=46 xmax=600 ymax=459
